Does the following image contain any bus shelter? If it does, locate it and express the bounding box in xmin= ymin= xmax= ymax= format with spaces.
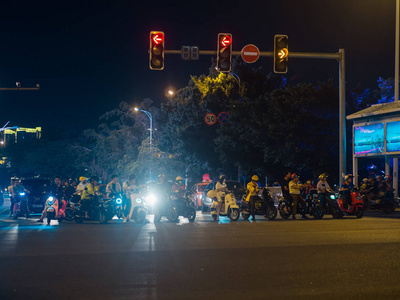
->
xmin=347 ymin=101 xmax=400 ymax=197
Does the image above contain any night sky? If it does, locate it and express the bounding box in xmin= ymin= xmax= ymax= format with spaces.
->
xmin=0 ymin=0 xmax=396 ymax=137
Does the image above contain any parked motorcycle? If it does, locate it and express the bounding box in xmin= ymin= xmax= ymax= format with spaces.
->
xmin=210 ymin=190 xmax=240 ymax=221
xmin=241 ymin=188 xmax=277 ymax=220
xmin=337 ymin=189 xmax=364 ymax=218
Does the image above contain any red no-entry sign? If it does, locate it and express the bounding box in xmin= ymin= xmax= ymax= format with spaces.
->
xmin=241 ymin=44 xmax=260 ymax=63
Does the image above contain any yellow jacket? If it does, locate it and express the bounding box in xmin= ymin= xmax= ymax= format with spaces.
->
xmin=81 ymin=183 xmax=99 ymax=200
xmin=245 ymin=181 xmax=259 ymax=202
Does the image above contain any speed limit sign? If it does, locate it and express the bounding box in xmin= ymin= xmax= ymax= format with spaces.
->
xmin=204 ymin=113 xmax=217 ymax=125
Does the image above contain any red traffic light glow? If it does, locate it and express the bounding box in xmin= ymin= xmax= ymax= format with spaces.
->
xmin=152 ymin=33 xmax=164 ymax=45
xmin=220 ymin=35 xmax=232 ymax=47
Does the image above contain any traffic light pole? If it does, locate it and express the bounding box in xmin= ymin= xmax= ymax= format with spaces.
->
xmin=164 ymin=48 xmax=346 ymax=185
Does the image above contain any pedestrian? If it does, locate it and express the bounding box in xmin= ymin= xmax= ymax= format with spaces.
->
xmin=215 ymin=175 xmax=227 ymax=221
xmin=245 ymin=175 xmax=260 ymax=221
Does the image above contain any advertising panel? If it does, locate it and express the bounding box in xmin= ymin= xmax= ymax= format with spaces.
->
xmin=354 ymin=123 xmax=384 ymax=156
xmin=386 ymin=121 xmax=400 ymax=152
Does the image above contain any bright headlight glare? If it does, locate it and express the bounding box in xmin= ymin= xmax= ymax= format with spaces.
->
xmin=330 ymin=195 xmax=336 ymax=200
xmin=146 ymin=194 xmax=156 ymax=205
xmin=19 ymin=192 xmax=26 ymax=196
xmin=48 ymin=196 xmax=54 ymax=201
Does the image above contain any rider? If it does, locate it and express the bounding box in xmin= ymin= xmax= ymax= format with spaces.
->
xmin=360 ymin=178 xmax=369 ymax=192
xmin=123 ymin=174 xmax=140 ymax=223
xmin=171 ymin=176 xmax=185 ymax=198
xmin=317 ymin=173 xmax=331 ymax=207
xmin=340 ymin=174 xmax=354 ymax=209
xmin=106 ymin=175 xmax=122 ymax=198
xmin=216 ymin=175 xmax=228 ymax=221
xmin=80 ymin=176 xmax=100 ymax=217
xmin=245 ymin=175 xmax=259 ymax=221
xmin=11 ymin=178 xmax=28 ymax=219
xmin=376 ymin=175 xmax=386 ymax=198
xmin=362 ymin=176 xmax=380 ymax=205
xmin=50 ymin=176 xmax=66 ymax=219
xmin=289 ymin=174 xmax=308 ymax=219
xmin=282 ymin=171 xmax=291 ymax=200
xmin=8 ymin=177 xmax=16 ymax=218
xmin=76 ymin=177 xmax=88 ymax=195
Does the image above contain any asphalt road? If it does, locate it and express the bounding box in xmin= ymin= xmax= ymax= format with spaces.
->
xmin=0 ymin=201 xmax=399 ymax=300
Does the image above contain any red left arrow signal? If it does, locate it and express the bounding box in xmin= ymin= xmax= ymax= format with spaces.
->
xmin=152 ymin=33 xmax=164 ymax=45
xmin=221 ymin=35 xmax=232 ymax=47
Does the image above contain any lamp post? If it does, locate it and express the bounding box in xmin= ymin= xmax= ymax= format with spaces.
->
xmin=134 ymin=108 xmax=153 ymax=146
xmin=134 ymin=108 xmax=153 ymax=179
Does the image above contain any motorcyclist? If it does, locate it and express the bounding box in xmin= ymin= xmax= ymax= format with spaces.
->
xmin=11 ymin=178 xmax=28 ymax=219
xmin=50 ymin=176 xmax=66 ymax=219
xmin=37 ymin=195 xmax=58 ymax=224
xmin=362 ymin=177 xmax=380 ymax=205
xmin=8 ymin=177 xmax=16 ymax=218
xmin=216 ymin=175 xmax=228 ymax=221
xmin=245 ymin=175 xmax=260 ymax=221
xmin=288 ymin=174 xmax=308 ymax=219
xmin=123 ymin=174 xmax=140 ymax=223
xmin=282 ymin=171 xmax=291 ymax=200
xmin=384 ymin=175 xmax=394 ymax=196
xmin=106 ymin=175 xmax=122 ymax=198
xmin=76 ymin=177 xmax=88 ymax=195
xmin=376 ymin=175 xmax=386 ymax=198
xmin=81 ymin=176 xmax=100 ymax=218
xmin=360 ymin=178 xmax=369 ymax=192
xmin=340 ymin=174 xmax=354 ymax=209
xmin=171 ymin=176 xmax=185 ymax=198
xmin=317 ymin=173 xmax=332 ymax=207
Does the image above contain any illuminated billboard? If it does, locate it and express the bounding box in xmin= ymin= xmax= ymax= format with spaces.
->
xmin=386 ymin=121 xmax=400 ymax=152
xmin=354 ymin=123 xmax=384 ymax=156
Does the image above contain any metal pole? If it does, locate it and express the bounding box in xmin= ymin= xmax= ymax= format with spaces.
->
xmin=394 ymin=0 xmax=399 ymax=198
xmin=339 ymin=49 xmax=346 ymax=186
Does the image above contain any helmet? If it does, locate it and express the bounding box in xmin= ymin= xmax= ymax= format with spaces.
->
xmin=345 ymin=174 xmax=354 ymax=180
xmin=385 ymin=175 xmax=392 ymax=180
xmin=306 ymin=180 xmax=311 ymax=185
xmin=291 ymin=173 xmax=299 ymax=179
xmin=362 ymin=178 xmax=368 ymax=182
xmin=319 ymin=173 xmax=328 ymax=180
xmin=251 ymin=175 xmax=259 ymax=181
xmin=219 ymin=174 xmax=226 ymax=180
xmin=175 ymin=176 xmax=183 ymax=182
xmin=79 ymin=176 xmax=86 ymax=182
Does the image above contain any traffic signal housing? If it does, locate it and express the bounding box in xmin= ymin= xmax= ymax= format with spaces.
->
xmin=274 ymin=34 xmax=289 ymax=74
xmin=217 ymin=33 xmax=232 ymax=73
xmin=149 ymin=31 xmax=165 ymax=70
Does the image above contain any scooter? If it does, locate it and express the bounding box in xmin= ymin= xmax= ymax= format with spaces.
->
xmin=241 ymin=188 xmax=277 ymax=220
xmin=13 ymin=192 xmax=29 ymax=219
xmin=126 ymin=195 xmax=148 ymax=223
xmin=74 ymin=195 xmax=113 ymax=224
xmin=303 ymin=189 xmax=324 ymax=219
xmin=210 ymin=191 xmax=240 ymax=221
xmin=45 ymin=196 xmax=57 ymax=225
xmin=167 ymin=192 xmax=196 ymax=223
xmin=361 ymin=191 xmax=397 ymax=214
xmin=337 ymin=189 xmax=364 ymax=218
xmin=320 ymin=192 xmax=344 ymax=219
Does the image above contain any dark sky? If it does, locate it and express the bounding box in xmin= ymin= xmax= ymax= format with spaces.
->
xmin=0 ymin=0 xmax=396 ymax=137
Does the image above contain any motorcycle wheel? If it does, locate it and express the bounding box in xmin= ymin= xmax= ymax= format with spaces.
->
xmin=167 ymin=207 xmax=179 ymax=222
xmin=332 ymin=209 xmax=344 ymax=219
xmin=228 ymin=208 xmax=240 ymax=221
xmin=265 ymin=206 xmax=277 ymax=220
xmin=313 ymin=207 xmax=324 ymax=219
xmin=242 ymin=212 xmax=250 ymax=220
xmin=279 ymin=209 xmax=291 ymax=219
xmin=99 ymin=210 xmax=108 ymax=224
xmin=154 ymin=213 xmax=162 ymax=223
xmin=187 ymin=207 xmax=196 ymax=222
xmin=356 ymin=207 xmax=364 ymax=218
xmin=66 ymin=210 xmax=74 ymax=221
xmin=134 ymin=210 xmax=146 ymax=223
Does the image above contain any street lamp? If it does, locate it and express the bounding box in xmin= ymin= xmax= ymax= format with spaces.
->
xmin=133 ymin=108 xmax=153 ymax=179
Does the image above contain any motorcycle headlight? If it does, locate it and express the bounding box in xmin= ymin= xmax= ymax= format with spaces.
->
xmin=146 ymin=194 xmax=156 ymax=205
xmin=48 ymin=196 xmax=54 ymax=201
xmin=136 ymin=198 xmax=142 ymax=204
xmin=116 ymin=198 xmax=123 ymax=205
xmin=19 ymin=192 xmax=25 ymax=196
xmin=330 ymin=195 xmax=336 ymax=200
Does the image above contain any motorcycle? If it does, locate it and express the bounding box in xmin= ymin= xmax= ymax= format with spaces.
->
xmin=319 ymin=191 xmax=344 ymax=219
xmin=111 ymin=193 xmax=125 ymax=219
xmin=241 ymin=188 xmax=277 ymax=220
xmin=303 ymin=189 xmax=324 ymax=219
xmin=361 ymin=191 xmax=397 ymax=214
xmin=74 ymin=195 xmax=113 ymax=224
xmin=45 ymin=196 xmax=58 ymax=225
xmin=337 ymin=189 xmax=364 ymax=218
xmin=153 ymin=191 xmax=196 ymax=223
xmin=127 ymin=195 xmax=148 ymax=223
xmin=13 ymin=192 xmax=29 ymax=219
xmin=210 ymin=190 xmax=240 ymax=221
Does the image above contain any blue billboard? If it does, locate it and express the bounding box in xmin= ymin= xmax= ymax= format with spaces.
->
xmin=354 ymin=123 xmax=384 ymax=156
xmin=386 ymin=121 xmax=400 ymax=152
